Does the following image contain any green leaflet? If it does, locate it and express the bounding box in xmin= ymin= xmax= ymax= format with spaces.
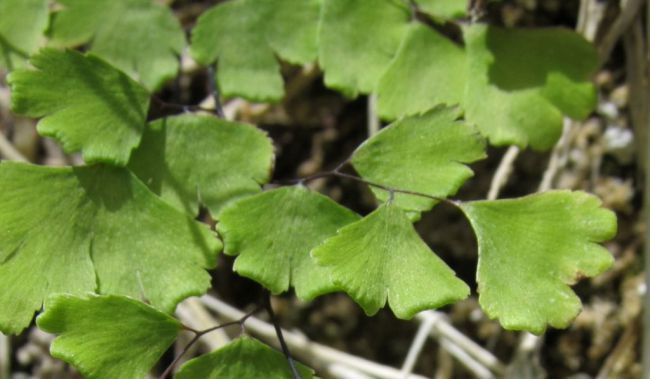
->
xmin=0 ymin=0 xmax=48 ymax=70
xmin=128 ymin=114 xmax=274 ymax=217
xmin=176 ymin=337 xmax=315 ymax=378
xmin=48 ymin=0 xmax=185 ymax=90
xmin=351 ymin=107 xmax=485 ymax=215
xmin=312 ymin=203 xmax=469 ymax=319
xmin=373 ymin=23 xmax=597 ymax=150
xmin=319 ymin=0 xmax=410 ymax=96
xmin=414 ymin=0 xmax=467 ymax=19
xmin=37 ymin=294 xmax=180 ymax=379
xmin=191 ymin=0 xmax=320 ymax=102
xmin=8 ymin=48 xmax=150 ymax=166
xmin=317 ymin=0 xmax=462 ymax=97
xmin=217 ymin=186 xmax=360 ymax=299
xmin=470 ymin=25 xmax=598 ymax=119
xmin=462 ymin=25 xmax=598 ymax=149
xmin=460 ymin=191 xmax=616 ymax=334
xmin=377 ymin=24 xmax=466 ymax=119
xmin=0 ymin=162 xmax=220 ymax=334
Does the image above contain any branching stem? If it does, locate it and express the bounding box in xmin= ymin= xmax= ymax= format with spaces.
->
xmin=283 ymin=161 xmax=460 ymax=208
xmin=158 ymin=306 xmax=260 ymax=379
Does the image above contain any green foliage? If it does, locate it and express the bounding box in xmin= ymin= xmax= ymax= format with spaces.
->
xmin=0 ymin=162 xmax=220 ymax=334
xmin=351 ymin=107 xmax=485 ymax=215
xmin=191 ymin=0 xmax=320 ymax=101
xmin=0 ymin=0 xmax=48 ymax=70
xmin=312 ymin=203 xmax=469 ymax=319
xmin=319 ymin=0 xmax=410 ymax=96
xmin=176 ymin=337 xmax=315 ymax=378
xmin=189 ymin=0 xmax=596 ymax=151
xmin=37 ymin=294 xmax=180 ymax=379
xmin=217 ymin=186 xmax=360 ymax=299
xmin=48 ymin=0 xmax=185 ymax=90
xmin=462 ymin=25 xmax=598 ymax=149
xmin=414 ymin=0 xmax=467 ymax=19
xmin=0 ymin=0 xmax=620 ymax=375
xmin=375 ymin=24 xmax=597 ymax=149
xmin=460 ymin=191 xmax=616 ymax=334
xmin=8 ymin=48 xmax=150 ymax=166
xmin=128 ymin=114 xmax=274 ymax=217
xmin=377 ymin=24 xmax=466 ymax=119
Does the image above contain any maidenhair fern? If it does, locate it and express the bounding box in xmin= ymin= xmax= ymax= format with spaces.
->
xmin=0 ymin=0 xmax=616 ymax=377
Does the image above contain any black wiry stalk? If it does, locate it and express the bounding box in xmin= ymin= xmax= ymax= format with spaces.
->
xmin=158 ymin=306 xmax=260 ymax=379
xmin=207 ymin=65 xmax=225 ymax=118
xmin=280 ymin=160 xmax=460 ymax=208
xmin=264 ymin=293 xmax=301 ymax=379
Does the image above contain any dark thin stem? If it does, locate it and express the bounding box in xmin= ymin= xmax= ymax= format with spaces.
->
xmin=158 ymin=333 xmax=202 ymax=379
xmin=180 ymin=324 xmax=200 ymax=334
xmin=207 ymin=65 xmax=225 ymax=118
xmin=158 ymin=306 xmax=260 ymax=379
xmin=331 ymin=171 xmax=455 ymax=206
xmin=277 ymin=161 xmax=460 ymax=208
xmin=334 ymin=158 xmax=350 ymax=172
xmin=263 ymin=293 xmax=301 ymax=379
